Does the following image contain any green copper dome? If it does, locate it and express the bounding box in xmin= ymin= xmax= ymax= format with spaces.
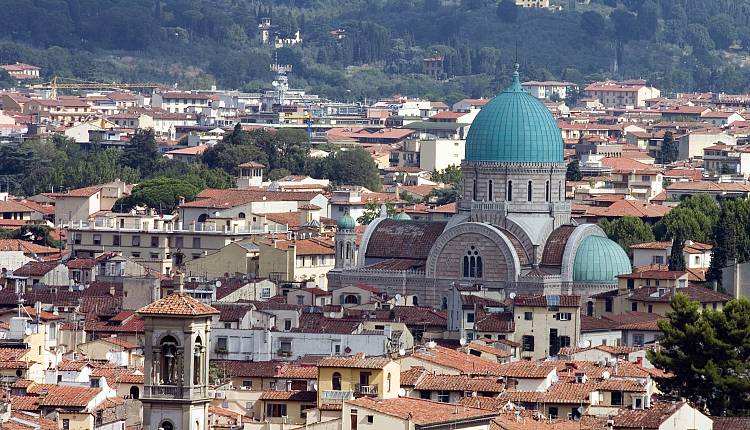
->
xmin=573 ymin=235 xmax=631 ymax=284
xmin=393 ymin=211 xmax=411 ymax=221
xmin=465 ymin=65 xmax=564 ymax=163
xmin=337 ymin=213 xmax=356 ymax=230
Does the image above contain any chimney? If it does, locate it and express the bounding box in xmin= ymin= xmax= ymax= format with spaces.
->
xmin=175 ymin=271 xmax=185 ymax=293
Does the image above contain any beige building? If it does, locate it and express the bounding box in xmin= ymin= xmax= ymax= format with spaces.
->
xmin=257 ymin=237 xmax=335 ymax=289
xmin=68 ymin=212 xmax=281 ymax=275
xmin=513 ymin=295 xmax=581 ymax=360
xmin=583 ymin=81 xmax=661 ymax=108
xmin=183 ymin=240 xmax=259 ymax=279
xmin=44 ymin=179 xmax=131 ymax=225
xmin=77 ymin=336 xmax=143 ymax=367
xmin=317 ymin=355 xmax=400 ymax=409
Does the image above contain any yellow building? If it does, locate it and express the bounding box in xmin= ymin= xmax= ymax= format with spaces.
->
xmin=594 ymin=270 xmax=688 ymax=317
xmin=257 ymin=237 xmax=335 ymax=289
xmin=256 ymin=390 xmax=318 ymax=425
xmin=512 ymin=295 xmax=580 ymax=360
xmin=317 ymin=354 xmax=400 ymax=409
xmin=77 ymin=336 xmax=144 ymax=367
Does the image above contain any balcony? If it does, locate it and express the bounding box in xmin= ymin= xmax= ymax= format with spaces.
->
xmin=320 ymin=390 xmax=354 ymax=404
xmin=144 ymin=385 xmax=208 ymax=400
xmin=355 ymin=384 xmax=378 ymax=396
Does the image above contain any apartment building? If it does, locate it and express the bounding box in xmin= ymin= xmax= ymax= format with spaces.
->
xmin=513 ymin=295 xmax=581 ymax=360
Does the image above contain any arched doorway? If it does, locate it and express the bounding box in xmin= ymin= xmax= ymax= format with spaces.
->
xmin=129 ymin=385 xmax=139 ymax=399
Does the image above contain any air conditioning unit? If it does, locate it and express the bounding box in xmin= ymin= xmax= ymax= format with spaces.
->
xmin=207 ymin=390 xmax=216 ymax=398
xmin=215 ymin=390 xmax=226 ymax=399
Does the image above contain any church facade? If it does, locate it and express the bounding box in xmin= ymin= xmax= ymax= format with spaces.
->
xmin=328 ymin=66 xmax=631 ymax=308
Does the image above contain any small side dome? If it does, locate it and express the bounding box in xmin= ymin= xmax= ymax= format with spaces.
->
xmin=393 ymin=211 xmax=411 ymax=221
xmin=573 ymin=235 xmax=631 ymax=284
xmin=337 ymin=213 xmax=356 ymax=230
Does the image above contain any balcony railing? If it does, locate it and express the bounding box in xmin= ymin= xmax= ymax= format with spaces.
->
xmin=144 ymin=385 xmax=208 ymax=400
xmin=320 ymin=390 xmax=354 ymax=404
xmin=355 ymin=384 xmax=378 ymax=396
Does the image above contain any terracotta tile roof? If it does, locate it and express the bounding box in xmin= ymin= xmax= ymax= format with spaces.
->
xmin=364 ymin=220 xmax=447 ymax=261
xmin=465 ymin=341 xmax=512 ymax=358
xmin=580 ymin=315 xmax=619 ymax=332
xmin=499 ymin=382 xmax=597 ymax=404
xmin=318 ymin=353 xmax=392 ymax=369
xmin=494 ymin=361 xmax=557 ymax=379
xmin=414 ymin=374 xmax=504 ymax=393
xmin=582 ymin=200 xmax=671 ymax=218
xmin=629 ymin=241 xmax=672 ymax=250
xmin=711 ymin=417 xmax=750 ymax=430
xmin=474 ymin=312 xmax=514 ymax=333
xmin=100 ymin=336 xmax=139 ymax=349
xmin=409 ymin=346 xmax=506 ymax=376
xmin=602 ymin=312 xmax=662 ymax=330
xmin=611 ymin=401 xmax=686 ymax=429
xmin=11 ymin=396 xmax=39 ymax=411
xmin=278 ymin=364 xmax=317 ymax=379
xmin=628 ymin=285 xmax=732 ymax=304
xmin=596 ymin=378 xmax=646 ymax=392
xmin=618 ymin=270 xmax=687 ymax=280
xmin=400 ymin=367 xmax=426 ymax=386
xmin=46 ymin=185 xmax=102 ymax=198
xmin=90 ymin=366 xmax=144 ymax=384
xmin=0 ymin=239 xmax=60 ymax=255
xmin=213 ymin=303 xmax=251 ymax=322
xmin=294 ymin=313 xmax=360 ymax=334
xmin=57 ymin=360 xmax=91 ymax=371
xmin=36 ymin=386 xmax=102 ymax=408
xmin=65 ymin=258 xmax=98 ymax=269
xmin=181 ymin=189 xmax=320 ymax=209
xmin=667 ymin=181 xmax=750 ymax=193
xmin=13 ymin=260 xmax=62 ymax=277
xmin=137 ymin=292 xmax=219 ymax=316
xmin=346 ymin=397 xmax=496 ymax=426
xmin=258 ymin=390 xmax=317 ymax=401
xmin=459 ymin=396 xmax=507 ymax=411
xmin=513 ymin=295 xmax=580 ymax=307
xmin=263 ymin=211 xmax=303 ymax=228
xmin=541 ymin=225 xmax=576 ymax=266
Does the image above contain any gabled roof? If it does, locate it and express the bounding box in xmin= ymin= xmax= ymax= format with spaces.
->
xmin=318 ymin=353 xmax=392 ymax=369
xmin=611 ymin=401 xmax=687 ymax=429
xmin=409 ymin=346 xmax=505 ymax=376
xmin=346 ymin=397 xmax=496 ymax=426
xmin=137 ymin=292 xmax=219 ymax=317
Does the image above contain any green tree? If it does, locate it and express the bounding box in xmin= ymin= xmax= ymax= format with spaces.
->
xmin=707 ymin=198 xmax=750 ymax=284
xmin=357 ymin=202 xmax=394 ymax=225
xmin=668 ymin=233 xmax=686 ymax=271
xmin=580 ymin=11 xmax=605 ymax=37
xmin=122 ymin=129 xmax=160 ymax=174
xmin=648 ymin=295 xmax=750 ymax=416
xmin=0 ymin=70 xmax=16 ymax=89
xmin=114 ymin=176 xmax=202 ymax=214
xmin=654 ymin=195 xmax=720 ymax=243
xmin=496 ymin=0 xmax=518 ymax=23
xmin=427 ymin=187 xmax=459 ymax=205
xmin=431 ymin=165 xmax=461 ymax=186
xmin=566 ymin=160 xmax=583 ymax=181
xmin=329 ymin=149 xmax=381 ymax=191
xmin=707 ymin=14 xmax=737 ymax=50
xmin=660 ymin=131 xmax=679 ymax=164
xmin=599 ymin=216 xmax=655 ymax=256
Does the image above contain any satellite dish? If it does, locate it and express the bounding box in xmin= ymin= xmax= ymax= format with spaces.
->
xmin=459 ymin=337 xmax=467 ymax=346
xmin=24 ymin=328 xmax=32 ymax=336
xmin=427 ymin=341 xmax=437 ymax=349
xmin=398 ymin=388 xmax=406 ymax=397
xmin=394 ymin=294 xmax=402 ymax=303
xmin=509 ymin=292 xmax=517 ymax=299
xmin=578 ymin=340 xmax=591 ymax=349
xmin=602 ymin=371 xmax=611 ymax=380
xmin=398 ymin=348 xmax=406 ymax=356
xmin=215 ymin=280 xmax=222 ymax=288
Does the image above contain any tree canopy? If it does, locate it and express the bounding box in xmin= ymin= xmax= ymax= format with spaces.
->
xmin=599 ymin=216 xmax=655 ymax=256
xmin=649 ymin=295 xmax=750 ymax=416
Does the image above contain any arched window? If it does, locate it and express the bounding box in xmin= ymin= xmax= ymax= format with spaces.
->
xmin=472 ymin=179 xmax=477 ymax=201
xmin=545 ymin=181 xmax=550 ymax=202
xmin=441 ymin=297 xmax=448 ymax=310
xmin=338 ymin=243 xmax=344 ymax=259
xmin=488 ymin=180 xmax=494 ymax=201
xmin=587 ymin=301 xmax=594 ymax=317
xmin=197 ymin=214 xmax=208 ymax=223
xmin=507 ymin=181 xmax=513 ymax=201
xmin=343 ymin=295 xmax=359 ymax=305
xmin=160 ymin=335 xmax=178 ymax=385
xmin=412 ymin=296 xmax=419 ymax=306
xmin=527 ymin=181 xmax=533 ymax=202
xmin=462 ymin=246 xmax=483 ymax=278
xmin=193 ymin=335 xmax=203 ymax=385
xmin=129 ymin=385 xmax=140 ymax=399
xmin=238 ymin=212 xmax=246 ymax=219
xmin=332 ymin=372 xmax=342 ymax=390
xmin=161 ymin=421 xmax=174 ymax=430
xmin=345 ymin=243 xmax=351 ymax=260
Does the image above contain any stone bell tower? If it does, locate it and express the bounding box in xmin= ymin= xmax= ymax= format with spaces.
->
xmin=137 ymin=292 xmax=219 ymax=430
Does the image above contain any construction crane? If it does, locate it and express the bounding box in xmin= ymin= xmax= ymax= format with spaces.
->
xmin=37 ymin=76 xmax=162 ymax=99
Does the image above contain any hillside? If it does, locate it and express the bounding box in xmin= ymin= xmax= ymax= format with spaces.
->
xmin=3 ymin=0 xmax=750 ymax=102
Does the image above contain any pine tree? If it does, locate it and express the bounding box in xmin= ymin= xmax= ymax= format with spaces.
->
xmin=668 ymin=234 xmax=686 ymax=271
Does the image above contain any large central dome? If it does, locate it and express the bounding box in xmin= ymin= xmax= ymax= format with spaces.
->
xmin=465 ymin=66 xmax=564 ymax=163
